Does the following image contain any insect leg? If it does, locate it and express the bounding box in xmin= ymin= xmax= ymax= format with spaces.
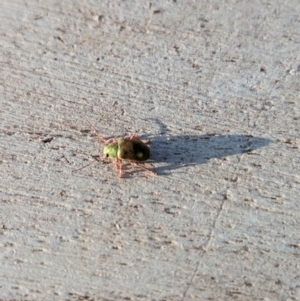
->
xmin=124 ymin=134 xmax=140 ymax=140
xmin=118 ymin=163 xmax=124 ymax=178
xmin=130 ymin=162 xmax=157 ymax=176
xmin=115 ymin=158 xmax=124 ymax=178
xmin=125 ymin=135 xmax=151 ymax=144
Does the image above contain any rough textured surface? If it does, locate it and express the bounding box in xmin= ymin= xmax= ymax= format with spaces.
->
xmin=1 ymin=0 xmax=300 ymax=300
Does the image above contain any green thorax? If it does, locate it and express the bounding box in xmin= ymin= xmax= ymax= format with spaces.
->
xmin=103 ymin=142 xmax=118 ymax=158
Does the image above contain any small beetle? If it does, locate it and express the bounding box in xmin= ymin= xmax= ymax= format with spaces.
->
xmin=87 ymin=121 xmax=156 ymax=178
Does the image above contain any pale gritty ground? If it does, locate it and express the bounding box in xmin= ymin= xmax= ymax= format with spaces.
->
xmin=0 ymin=1 xmax=300 ymax=300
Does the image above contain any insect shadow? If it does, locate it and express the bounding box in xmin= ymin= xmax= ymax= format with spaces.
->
xmin=150 ymin=134 xmax=271 ymax=174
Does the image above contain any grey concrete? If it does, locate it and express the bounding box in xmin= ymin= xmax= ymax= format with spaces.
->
xmin=1 ymin=0 xmax=299 ymax=300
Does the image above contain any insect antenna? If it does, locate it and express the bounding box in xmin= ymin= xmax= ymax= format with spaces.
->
xmin=86 ymin=120 xmax=108 ymax=144
xmin=72 ymin=156 xmax=101 ymax=173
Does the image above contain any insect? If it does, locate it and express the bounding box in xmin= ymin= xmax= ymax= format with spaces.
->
xmin=79 ymin=121 xmax=156 ymax=178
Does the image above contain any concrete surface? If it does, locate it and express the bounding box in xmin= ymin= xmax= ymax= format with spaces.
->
xmin=0 ymin=0 xmax=300 ymax=300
